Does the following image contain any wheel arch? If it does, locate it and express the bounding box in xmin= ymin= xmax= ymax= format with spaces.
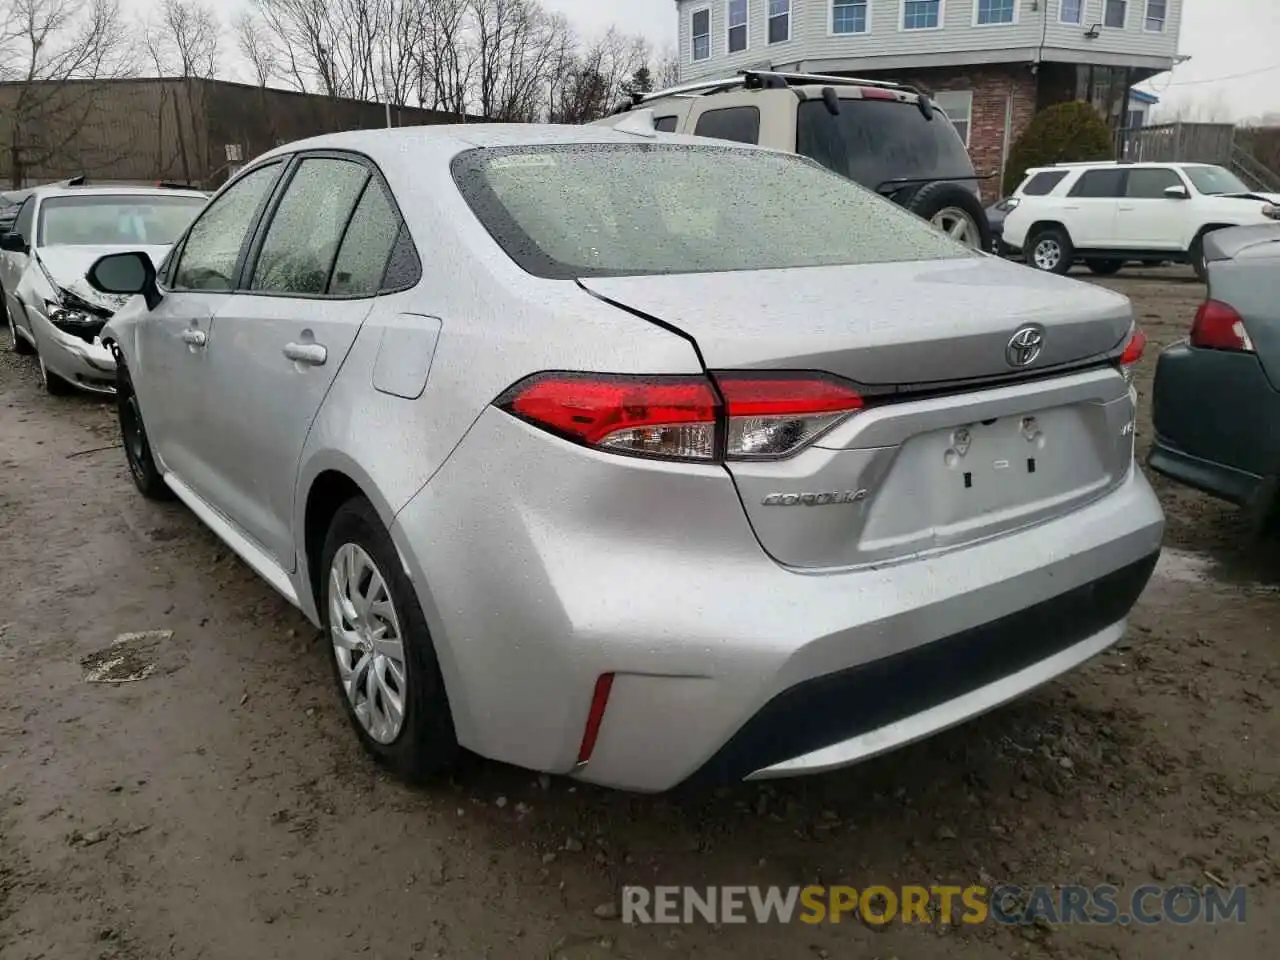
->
xmin=1027 ymin=220 xmax=1072 ymax=243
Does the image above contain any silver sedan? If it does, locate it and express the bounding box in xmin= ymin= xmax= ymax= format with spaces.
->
xmin=93 ymin=122 xmax=1163 ymax=792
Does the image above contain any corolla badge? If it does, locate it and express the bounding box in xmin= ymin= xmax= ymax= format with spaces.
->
xmin=1006 ymin=326 xmax=1045 ymax=368
xmin=762 ymin=490 xmax=869 ymax=507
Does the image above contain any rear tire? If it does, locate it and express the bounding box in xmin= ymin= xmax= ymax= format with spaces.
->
xmin=904 ymin=181 xmax=993 ymax=252
xmin=1087 ymin=259 xmax=1124 ymax=276
xmin=116 ymin=364 xmax=173 ymax=501
xmin=1027 ymin=227 xmax=1074 ymax=275
xmin=319 ymin=497 xmax=459 ymax=783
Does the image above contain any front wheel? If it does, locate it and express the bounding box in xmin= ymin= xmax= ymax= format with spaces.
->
xmin=320 ymin=497 xmax=459 ymax=783
xmin=117 ymin=366 xmax=173 ymax=500
xmin=1027 ymin=227 xmax=1074 ymax=275
xmin=1189 ymin=233 xmax=1213 ymax=283
xmin=6 ymin=299 xmax=34 ymax=355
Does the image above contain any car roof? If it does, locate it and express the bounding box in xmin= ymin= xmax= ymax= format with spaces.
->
xmin=31 ymin=185 xmax=208 ymax=201
xmin=250 ymin=122 xmax=752 ymax=171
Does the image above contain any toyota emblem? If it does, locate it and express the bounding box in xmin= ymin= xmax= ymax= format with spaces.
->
xmin=1006 ymin=326 xmax=1045 ymax=368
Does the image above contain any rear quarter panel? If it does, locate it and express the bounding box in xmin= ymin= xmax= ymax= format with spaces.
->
xmin=1211 ymin=238 xmax=1280 ymax=389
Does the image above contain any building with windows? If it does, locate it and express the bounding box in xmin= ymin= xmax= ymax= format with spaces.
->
xmin=676 ymin=0 xmax=1184 ymax=198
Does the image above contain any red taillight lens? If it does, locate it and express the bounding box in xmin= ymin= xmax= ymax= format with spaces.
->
xmin=503 ymin=373 xmax=719 ymax=460
xmin=859 ymin=87 xmax=898 ymax=101
xmin=717 ymin=373 xmax=864 ymax=459
xmin=576 ymin=673 xmax=615 ymax=766
xmin=1191 ymin=300 xmax=1255 ymax=353
xmin=499 ymin=372 xmax=864 ymax=462
xmin=1118 ymin=326 xmax=1147 ymax=366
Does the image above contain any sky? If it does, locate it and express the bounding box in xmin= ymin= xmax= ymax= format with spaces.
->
xmin=131 ymin=0 xmax=1279 ymax=121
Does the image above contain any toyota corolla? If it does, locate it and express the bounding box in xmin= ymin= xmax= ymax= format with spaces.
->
xmin=89 ymin=122 xmax=1164 ymax=792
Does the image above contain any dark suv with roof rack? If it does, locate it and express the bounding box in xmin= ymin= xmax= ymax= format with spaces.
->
xmin=593 ymin=70 xmax=993 ymax=252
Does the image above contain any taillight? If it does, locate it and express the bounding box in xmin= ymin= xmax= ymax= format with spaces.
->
xmin=1116 ymin=324 xmax=1147 ymax=385
xmin=1191 ymin=300 xmax=1255 ymax=353
xmin=498 ymin=372 xmax=864 ymax=462
xmin=716 ymin=373 xmax=864 ymax=459
xmin=859 ymin=87 xmax=898 ymax=101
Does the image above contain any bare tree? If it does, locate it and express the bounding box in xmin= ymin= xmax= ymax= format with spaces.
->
xmin=413 ymin=0 xmax=470 ymax=114
xmin=0 ymin=0 xmax=135 ymax=187
xmin=235 ymin=10 xmax=280 ymax=88
xmin=654 ymin=48 xmax=680 ymax=90
xmin=141 ymin=0 xmax=221 ymax=185
xmin=549 ymin=27 xmax=648 ymax=124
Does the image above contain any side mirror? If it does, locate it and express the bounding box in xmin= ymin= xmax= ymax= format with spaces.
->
xmin=0 ymin=232 xmax=27 ymax=253
xmin=87 ymin=251 xmax=161 ymax=310
xmin=1164 ymin=185 xmax=1190 ymax=200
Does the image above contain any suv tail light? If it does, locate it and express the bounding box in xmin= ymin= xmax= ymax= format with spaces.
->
xmin=1191 ymin=300 xmax=1255 ymax=353
xmin=499 ymin=372 xmax=863 ymax=463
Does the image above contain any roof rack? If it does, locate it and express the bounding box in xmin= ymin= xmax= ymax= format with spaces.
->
xmin=1050 ymin=160 xmax=1134 ymax=167
xmin=615 ymin=69 xmax=924 ymax=114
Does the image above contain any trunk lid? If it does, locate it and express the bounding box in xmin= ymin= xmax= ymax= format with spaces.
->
xmin=579 ymin=256 xmax=1133 ymax=388
xmin=582 ymin=257 xmax=1138 ymax=569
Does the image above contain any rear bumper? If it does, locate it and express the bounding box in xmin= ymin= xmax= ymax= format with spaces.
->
xmin=394 ymin=408 xmax=1165 ymax=794
xmin=689 ymin=553 xmax=1155 ymax=786
xmin=1149 ymin=340 xmax=1280 ymax=506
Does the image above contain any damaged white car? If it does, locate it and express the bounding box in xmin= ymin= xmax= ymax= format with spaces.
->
xmin=0 ymin=185 xmax=207 ymax=394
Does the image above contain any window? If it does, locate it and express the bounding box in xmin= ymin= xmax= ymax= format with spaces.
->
xmin=38 ymin=195 xmax=205 ymax=247
xmin=795 ymin=99 xmax=975 ymax=193
xmin=1060 ymin=0 xmax=1083 ymax=23
xmin=1125 ymin=168 xmax=1183 ymax=199
xmin=328 ymin=182 xmax=401 ymax=296
xmin=728 ymin=0 xmax=748 ymax=52
xmin=172 ymin=162 xmax=281 ymax=291
xmin=833 ymin=0 xmax=869 ymax=33
xmin=694 ymin=106 xmax=762 ymax=144
xmin=250 ymin=157 xmax=369 ymax=296
xmin=903 ymin=0 xmax=941 ymax=29
xmin=13 ymin=197 xmax=35 ymax=242
xmin=692 ymin=7 xmax=711 ymax=60
xmin=654 ymin=116 xmax=680 ymax=133
xmin=1068 ymin=169 xmax=1126 ymax=198
xmin=932 ymin=90 xmax=973 ymax=146
xmin=1104 ymin=0 xmax=1126 ymax=28
xmin=451 ymin=144 xmax=969 ymax=281
xmin=1125 ymin=109 xmax=1145 ymax=129
xmin=769 ymin=0 xmax=791 ymax=43
xmin=1144 ymin=0 xmax=1166 ymax=30
xmin=975 ymin=0 xmax=1014 ymax=25
xmin=1183 ymin=166 xmax=1250 ymax=196
xmin=1021 ymin=170 xmax=1069 ymax=196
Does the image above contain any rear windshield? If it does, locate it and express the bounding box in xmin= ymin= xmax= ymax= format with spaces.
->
xmin=38 ymin=194 xmax=206 ymax=246
xmin=796 ymin=99 xmax=976 ymax=194
xmin=451 ymin=143 xmax=970 ymax=280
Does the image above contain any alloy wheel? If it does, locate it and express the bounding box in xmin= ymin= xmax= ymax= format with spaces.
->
xmin=931 ymin=206 xmax=982 ymax=248
xmin=329 ymin=543 xmax=409 ymax=745
xmin=1033 ymin=239 xmax=1062 ymax=271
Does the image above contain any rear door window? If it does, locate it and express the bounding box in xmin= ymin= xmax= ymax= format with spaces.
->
xmin=693 ymin=107 xmax=761 ymax=145
xmin=1020 ymin=170 xmax=1069 ymax=196
xmin=1068 ymin=169 xmax=1126 ymax=198
xmin=796 ymin=99 xmax=976 ymax=194
xmin=654 ymin=116 xmax=679 ymax=133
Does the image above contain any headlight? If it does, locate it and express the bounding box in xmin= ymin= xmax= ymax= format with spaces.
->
xmin=44 ymin=298 xmax=108 ymax=343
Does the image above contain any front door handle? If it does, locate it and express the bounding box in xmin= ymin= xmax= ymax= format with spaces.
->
xmin=284 ymin=342 xmax=328 ymax=366
xmin=182 ymin=328 xmax=207 ymax=348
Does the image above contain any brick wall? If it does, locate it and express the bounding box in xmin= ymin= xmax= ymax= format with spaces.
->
xmin=863 ymin=65 xmax=1040 ymax=202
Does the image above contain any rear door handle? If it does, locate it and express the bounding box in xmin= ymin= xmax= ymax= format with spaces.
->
xmin=283 ymin=342 xmax=328 ymax=366
xmin=182 ymin=328 xmax=207 ymax=347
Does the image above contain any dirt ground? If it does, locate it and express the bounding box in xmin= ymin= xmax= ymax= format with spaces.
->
xmin=1 ymin=267 xmax=1277 ymax=960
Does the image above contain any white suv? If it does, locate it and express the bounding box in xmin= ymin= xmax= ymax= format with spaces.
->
xmin=1001 ymin=161 xmax=1280 ymax=280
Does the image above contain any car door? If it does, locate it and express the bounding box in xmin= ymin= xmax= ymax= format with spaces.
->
xmin=136 ymin=160 xmax=287 ymax=498
xmin=1115 ymin=167 xmax=1189 ymax=251
xmin=1 ymin=197 xmax=35 ymax=321
xmin=1061 ymin=168 xmax=1126 ymax=249
xmin=193 ymin=153 xmax=401 ymax=568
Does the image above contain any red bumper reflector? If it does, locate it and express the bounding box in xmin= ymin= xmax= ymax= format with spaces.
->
xmin=577 ymin=673 xmax=615 ymax=765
